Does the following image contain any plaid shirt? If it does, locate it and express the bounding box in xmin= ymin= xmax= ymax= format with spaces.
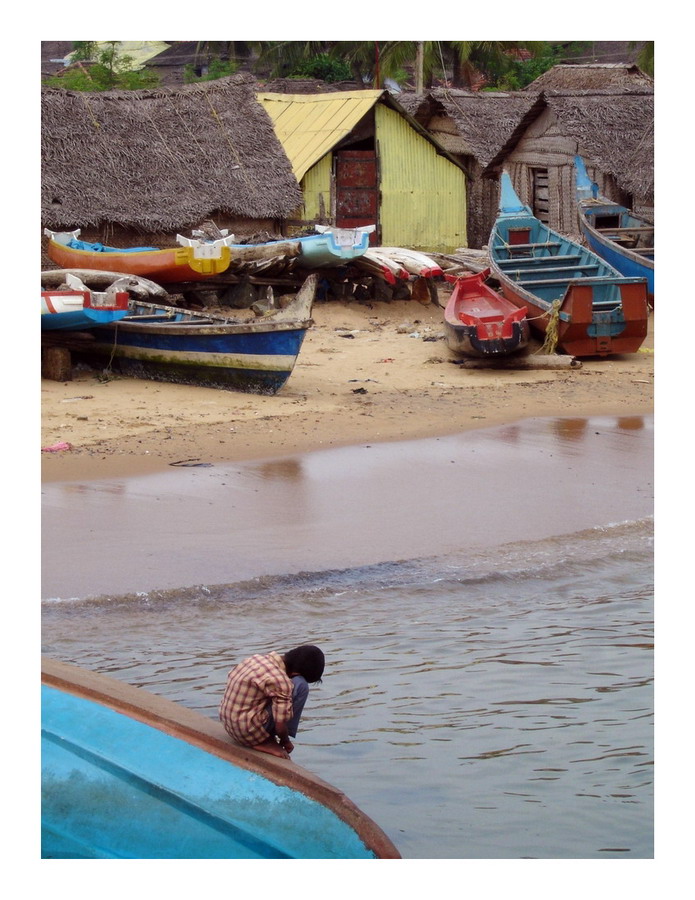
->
xmin=219 ymin=652 xmax=294 ymax=747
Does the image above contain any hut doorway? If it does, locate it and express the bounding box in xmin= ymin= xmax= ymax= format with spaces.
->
xmin=530 ymin=167 xmax=550 ymax=224
xmin=335 ymin=149 xmax=379 ymax=244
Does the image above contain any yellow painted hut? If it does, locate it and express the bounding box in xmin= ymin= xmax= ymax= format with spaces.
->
xmin=257 ymin=89 xmax=468 ymax=253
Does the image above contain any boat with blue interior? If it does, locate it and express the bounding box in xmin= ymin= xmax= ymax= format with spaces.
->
xmin=488 ymin=172 xmax=649 ymax=357
xmin=574 ymin=155 xmax=654 ymax=299
xmin=41 ymin=273 xmax=317 ymax=395
xmin=42 ymin=657 xmax=401 ymax=859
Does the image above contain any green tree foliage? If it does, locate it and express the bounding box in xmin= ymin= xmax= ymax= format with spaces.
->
xmin=631 ymin=41 xmax=654 ymax=77
xmin=43 ymin=41 xmax=160 ymax=91
xmin=253 ymin=41 xmax=548 ymax=90
xmin=288 ymin=53 xmax=352 ymax=82
xmin=184 ymin=58 xmax=239 ymax=83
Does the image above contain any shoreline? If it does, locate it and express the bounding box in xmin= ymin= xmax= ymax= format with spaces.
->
xmin=41 ymin=295 xmax=654 ymax=483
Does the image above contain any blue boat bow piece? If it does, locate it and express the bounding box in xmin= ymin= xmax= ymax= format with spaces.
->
xmin=41 ymin=658 xmax=401 ymax=859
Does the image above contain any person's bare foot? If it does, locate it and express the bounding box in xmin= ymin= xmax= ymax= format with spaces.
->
xmin=252 ymin=739 xmax=290 ymax=759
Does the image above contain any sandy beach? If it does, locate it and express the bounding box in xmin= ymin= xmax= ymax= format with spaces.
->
xmin=41 ymin=292 xmax=654 ymax=483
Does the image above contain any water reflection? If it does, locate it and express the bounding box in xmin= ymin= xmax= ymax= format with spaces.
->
xmin=254 ymin=459 xmax=304 ymax=481
xmin=617 ymin=417 xmax=645 ymax=431
xmin=552 ymin=418 xmax=588 ymax=442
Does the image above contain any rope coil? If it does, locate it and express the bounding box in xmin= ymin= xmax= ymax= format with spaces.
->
xmin=536 ymin=299 xmax=562 ymax=355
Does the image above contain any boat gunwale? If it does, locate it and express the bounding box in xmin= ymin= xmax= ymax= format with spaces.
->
xmin=489 ymin=223 xmax=647 ymax=323
xmin=444 ymin=270 xmax=527 ymax=324
xmin=577 ymin=202 xmax=655 ymax=272
xmin=41 ymin=657 xmax=401 ymax=860
xmin=47 ymin=239 xmax=179 ymax=260
xmin=112 ymin=316 xmax=314 ymax=337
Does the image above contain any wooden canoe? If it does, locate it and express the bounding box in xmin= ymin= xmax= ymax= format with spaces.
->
xmin=443 ymin=268 xmax=529 ymax=357
xmin=44 ymin=228 xmax=234 ymax=283
xmin=42 ymin=657 xmax=400 ymax=859
xmin=574 ymin=155 xmax=654 ymax=299
xmin=42 ymin=274 xmax=317 ymax=395
xmin=488 ymin=172 xmax=649 ymax=358
xmin=41 ymin=273 xmax=130 ymax=331
xmin=296 ymin=225 xmax=374 ymax=266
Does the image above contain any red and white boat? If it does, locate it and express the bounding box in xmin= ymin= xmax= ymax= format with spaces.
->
xmin=41 ymin=273 xmax=130 ymax=331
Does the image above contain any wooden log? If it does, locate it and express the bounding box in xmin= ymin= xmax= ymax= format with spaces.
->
xmin=411 ymin=277 xmax=432 ymax=305
xmin=452 ymin=353 xmax=582 ymax=370
xmin=42 ymin=346 xmax=72 ymax=381
xmin=41 ymin=269 xmax=169 ymax=300
xmin=229 ymin=241 xmax=301 ymax=262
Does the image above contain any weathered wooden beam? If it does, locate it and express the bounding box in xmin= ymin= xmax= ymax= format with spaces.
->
xmin=41 ymin=269 xmax=169 ymax=300
xmin=452 ymin=354 xmax=582 ymax=370
xmin=229 ymin=241 xmax=301 ymax=262
xmin=42 ymin=346 xmax=72 ymax=381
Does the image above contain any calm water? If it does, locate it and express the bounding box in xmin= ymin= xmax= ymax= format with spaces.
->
xmin=41 ymin=417 xmax=654 ymax=859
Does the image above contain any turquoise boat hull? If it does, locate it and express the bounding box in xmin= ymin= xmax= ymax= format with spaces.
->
xmin=41 ymin=659 xmax=400 ymax=859
xmin=488 ymin=172 xmax=649 ymax=357
xmin=41 ymin=307 xmax=130 ymax=331
xmin=234 ymin=226 xmax=374 ymax=268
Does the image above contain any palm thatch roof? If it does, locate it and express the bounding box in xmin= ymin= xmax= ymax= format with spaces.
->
xmin=399 ymin=88 xmax=537 ymax=168
xmin=41 ymin=74 xmax=303 ymax=232
xmin=523 ymin=63 xmax=653 ymax=92
xmin=485 ymin=89 xmax=654 ymax=201
xmin=256 ymin=77 xmax=364 ymax=94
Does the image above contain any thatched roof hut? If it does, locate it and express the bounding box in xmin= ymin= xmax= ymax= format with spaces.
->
xmin=41 ymin=74 xmax=303 ymax=237
xmin=256 ymin=78 xmax=365 ymax=94
xmin=399 ymin=88 xmax=536 ymax=169
xmin=523 ymin=63 xmax=653 ymax=92
xmin=484 ymin=88 xmax=654 ymax=232
xmin=399 ymin=88 xmax=537 ymax=248
xmin=256 ymin=89 xmax=468 ymax=252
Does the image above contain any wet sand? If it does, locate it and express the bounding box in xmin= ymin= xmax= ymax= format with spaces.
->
xmin=41 ymin=295 xmax=654 ymax=600
xmin=42 ymin=415 xmax=653 ymax=600
xmin=41 ymin=296 xmax=654 ymax=483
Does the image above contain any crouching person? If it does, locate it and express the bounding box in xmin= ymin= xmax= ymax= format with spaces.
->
xmin=219 ymin=645 xmax=325 ymax=759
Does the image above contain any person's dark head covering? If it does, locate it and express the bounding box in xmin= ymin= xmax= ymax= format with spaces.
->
xmin=284 ymin=645 xmax=325 ymax=683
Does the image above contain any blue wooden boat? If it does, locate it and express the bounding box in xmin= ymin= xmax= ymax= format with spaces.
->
xmin=41 ymin=273 xmax=130 ymax=331
xmin=44 ymin=274 xmax=317 ymax=394
xmin=488 ymin=172 xmax=649 ymax=358
xmin=574 ymin=156 xmax=654 ymax=299
xmin=296 ymin=225 xmax=374 ymax=266
xmin=232 ymin=225 xmax=375 ymax=268
xmin=42 ymin=657 xmax=400 ymax=859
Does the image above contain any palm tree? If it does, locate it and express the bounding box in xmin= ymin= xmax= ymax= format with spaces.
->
xmin=238 ymin=41 xmax=549 ymax=90
xmin=375 ymin=41 xmax=549 ymax=90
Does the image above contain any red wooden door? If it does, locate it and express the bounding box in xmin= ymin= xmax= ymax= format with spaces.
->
xmin=335 ymin=150 xmax=379 ymax=243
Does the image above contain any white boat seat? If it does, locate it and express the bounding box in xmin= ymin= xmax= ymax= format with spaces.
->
xmin=497 ymin=254 xmax=582 ymax=267
xmin=497 ymin=241 xmax=562 ymax=253
xmin=511 ymin=264 xmax=601 ymax=277
xmin=518 ymin=275 xmax=622 ymax=288
xmin=597 ymin=226 xmax=653 ymax=235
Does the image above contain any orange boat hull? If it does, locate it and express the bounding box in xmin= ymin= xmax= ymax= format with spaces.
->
xmin=497 ymin=280 xmax=649 ymax=357
xmin=46 ymin=239 xmax=232 ymax=283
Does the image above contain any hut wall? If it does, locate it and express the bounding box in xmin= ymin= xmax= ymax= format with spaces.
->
xmin=503 ymin=108 xmax=585 ymax=237
xmin=292 ymin=154 xmax=333 ymax=228
xmin=498 ymin=104 xmax=653 ymax=234
xmin=375 ymin=104 xmax=467 ymax=252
